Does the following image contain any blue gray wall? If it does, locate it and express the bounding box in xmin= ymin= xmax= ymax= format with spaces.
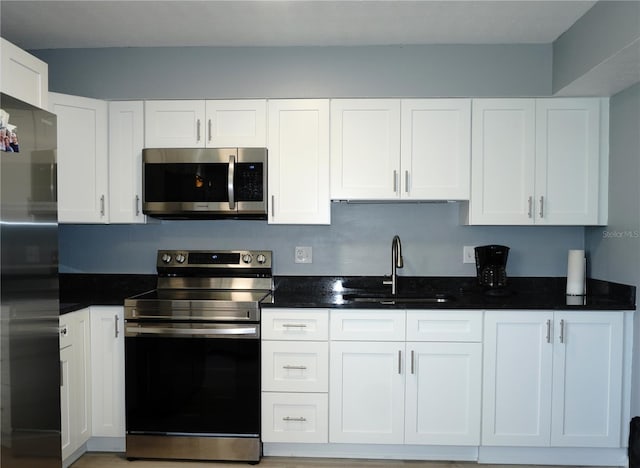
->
xmin=33 ymin=44 xmax=588 ymax=276
xmin=585 ymin=82 xmax=640 ymax=416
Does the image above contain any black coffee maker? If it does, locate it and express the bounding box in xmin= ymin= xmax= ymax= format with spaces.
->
xmin=475 ymin=245 xmax=510 ymax=295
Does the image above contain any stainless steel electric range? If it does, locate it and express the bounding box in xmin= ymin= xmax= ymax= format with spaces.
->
xmin=123 ymin=249 xmax=273 ymax=463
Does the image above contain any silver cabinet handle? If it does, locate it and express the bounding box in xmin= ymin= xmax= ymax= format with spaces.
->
xmin=546 ymin=319 xmax=551 ymax=343
xmin=282 ymin=417 xmax=307 ymax=422
xmin=208 ymin=119 xmax=212 ymax=142
xmin=283 ymin=365 xmax=307 ymax=370
xmin=539 ymin=196 xmax=545 ymax=218
xmin=115 ymin=315 xmax=119 ymax=338
xmin=405 ymin=170 xmax=409 ymax=193
xmin=100 ymin=195 xmax=105 ymax=216
xmin=282 ymin=323 xmax=307 ymax=328
xmin=135 ymin=195 xmax=140 ymax=216
xmin=559 ymin=319 xmax=565 ymax=343
xmin=410 ymin=349 xmax=415 ymax=374
xmin=271 ymin=195 xmax=275 ymax=218
xmin=527 ymin=196 xmax=533 ymax=218
xmin=228 ymin=154 xmax=236 ymax=210
xmin=196 ymin=119 xmax=201 ymax=142
xmin=398 ymin=350 xmax=402 ymax=374
xmin=393 ymin=170 xmax=398 ymax=193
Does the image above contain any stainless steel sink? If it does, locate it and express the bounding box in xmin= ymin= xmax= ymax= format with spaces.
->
xmin=342 ymin=293 xmax=455 ymax=304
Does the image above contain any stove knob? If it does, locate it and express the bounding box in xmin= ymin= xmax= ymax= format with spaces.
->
xmin=256 ymin=254 xmax=267 ymax=264
xmin=242 ymin=254 xmax=253 ymax=264
xmin=161 ymin=253 xmax=172 ymax=264
xmin=175 ymin=253 xmax=186 ymax=264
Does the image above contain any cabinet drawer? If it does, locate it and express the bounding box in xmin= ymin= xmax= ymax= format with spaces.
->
xmin=262 ymin=392 xmax=328 ymax=443
xmin=407 ymin=310 xmax=482 ymax=342
xmin=262 ymin=309 xmax=328 ymax=340
xmin=330 ymin=310 xmax=405 ymax=341
xmin=262 ymin=341 xmax=328 ymax=392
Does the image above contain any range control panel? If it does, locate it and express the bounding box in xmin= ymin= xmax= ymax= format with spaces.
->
xmin=156 ymin=250 xmax=272 ymax=269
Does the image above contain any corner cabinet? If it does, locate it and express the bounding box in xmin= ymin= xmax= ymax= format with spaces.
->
xmin=144 ymin=99 xmax=267 ymax=148
xmin=50 ymin=92 xmax=109 ymax=223
xmin=267 ymin=99 xmax=330 ymax=224
xmin=466 ymin=98 xmax=606 ymax=225
xmin=330 ymin=99 xmax=471 ymax=201
xmin=1 ymin=37 xmax=48 ymax=109
xmin=482 ymin=310 xmax=624 ymax=448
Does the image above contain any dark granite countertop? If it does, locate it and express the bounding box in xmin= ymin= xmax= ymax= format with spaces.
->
xmin=268 ymin=276 xmax=636 ymax=311
xmin=59 ymin=273 xmax=635 ymax=314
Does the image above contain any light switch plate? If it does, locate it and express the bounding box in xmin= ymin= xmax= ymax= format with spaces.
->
xmin=463 ymin=246 xmax=476 ymax=264
xmin=295 ymin=246 xmax=313 ymax=264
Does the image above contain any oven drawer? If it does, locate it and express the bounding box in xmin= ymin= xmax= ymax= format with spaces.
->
xmin=261 ymin=392 xmax=328 ymax=443
xmin=262 ymin=309 xmax=328 ymax=341
xmin=262 ymin=341 xmax=328 ymax=392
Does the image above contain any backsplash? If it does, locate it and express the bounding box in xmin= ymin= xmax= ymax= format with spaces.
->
xmin=59 ymin=202 xmax=583 ymax=276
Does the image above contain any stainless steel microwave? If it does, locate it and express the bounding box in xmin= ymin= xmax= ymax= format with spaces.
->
xmin=142 ymin=147 xmax=267 ymax=219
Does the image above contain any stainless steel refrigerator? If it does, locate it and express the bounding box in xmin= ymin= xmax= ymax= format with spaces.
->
xmin=1 ymin=93 xmax=61 ymax=467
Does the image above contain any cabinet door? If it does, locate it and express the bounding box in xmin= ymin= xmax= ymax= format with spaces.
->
xmin=470 ymin=99 xmax=536 ymax=224
xmin=90 ymin=307 xmax=125 ymax=438
xmin=1 ymin=38 xmax=48 ymax=109
xmin=73 ymin=310 xmax=92 ymax=447
xmin=535 ymin=99 xmax=600 ymax=225
xmin=551 ymin=311 xmax=623 ymax=447
xmin=268 ymin=99 xmax=330 ymax=224
xmin=401 ymin=99 xmax=471 ymax=200
xmin=405 ymin=342 xmax=481 ymax=445
xmin=108 ymin=101 xmax=146 ymax=223
xmin=60 ymin=345 xmax=73 ymax=460
xmin=144 ymin=100 xmax=205 ymax=148
xmin=329 ymin=341 xmax=404 ymax=444
xmin=50 ymin=92 xmax=108 ymax=223
xmin=330 ymin=99 xmax=401 ymax=200
xmin=205 ymin=99 xmax=266 ymax=147
xmin=482 ymin=311 xmax=553 ymax=446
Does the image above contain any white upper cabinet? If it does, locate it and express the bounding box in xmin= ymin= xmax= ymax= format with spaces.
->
xmin=1 ymin=37 xmax=48 ymax=109
xmin=50 ymin=92 xmax=109 ymax=223
xmin=331 ymin=99 xmax=471 ymax=201
xmin=330 ymin=99 xmax=401 ymax=200
xmin=401 ymin=99 xmax=471 ymax=200
xmin=268 ymin=99 xmax=330 ymax=224
xmin=467 ymin=98 xmax=604 ymax=225
xmin=144 ymin=99 xmax=266 ymax=148
xmin=108 ymin=101 xmax=145 ymax=223
xmin=535 ymin=98 xmax=601 ymax=225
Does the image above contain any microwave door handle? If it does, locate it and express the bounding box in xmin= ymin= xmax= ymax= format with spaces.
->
xmin=228 ymin=154 xmax=236 ymax=210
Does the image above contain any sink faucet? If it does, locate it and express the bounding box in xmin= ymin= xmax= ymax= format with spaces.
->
xmin=383 ymin=235 xmax=404 ymax=295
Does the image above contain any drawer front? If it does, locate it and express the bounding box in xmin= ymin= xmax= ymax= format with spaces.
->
xmin=406 ymin=310 xmax=482 ymax=342
xmin=330 ymin=310 xmax=406 ymax=341
xmin=262 ymin=341 xmax=328 ymax=392
xmin=262 ymin=309 xmax=329 ymax=341
xmin=262 ymin=392 xmax=328 ymax=443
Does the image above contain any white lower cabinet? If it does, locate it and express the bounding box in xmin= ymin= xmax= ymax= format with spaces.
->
xmin=482 ymin=310 xmax=624 ymax=448
xmin=329 ymin=309 xmax=481 ymax=446
xmin=261 ymin=309 xmax=329 ymax=443
xmin=89 ymin=306 xmax=125 ymax=439
xmin=59 ymin=308 xmax=91 ymax=464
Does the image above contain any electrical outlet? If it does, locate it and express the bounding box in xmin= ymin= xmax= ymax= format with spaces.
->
xmin=295 ymin=246 xmax=313 ymax=264
xmin=463 ymin=246 xmax=476 ymax=264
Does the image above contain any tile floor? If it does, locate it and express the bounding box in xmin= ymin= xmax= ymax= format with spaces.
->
xmin=71 ymin=452 xmax=616 ymax=468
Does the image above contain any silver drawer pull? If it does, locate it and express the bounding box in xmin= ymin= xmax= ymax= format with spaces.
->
xmin=282 ymin=417 xmax=307 ymax=422
xmin=282 ymin=323 xmax=307 ymax=328
xmin=283 ymin=365 xmax=307 ymax=370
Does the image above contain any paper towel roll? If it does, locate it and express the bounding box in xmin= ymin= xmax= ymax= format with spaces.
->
xmin=566 ymin=249 xmax=586 ymax=296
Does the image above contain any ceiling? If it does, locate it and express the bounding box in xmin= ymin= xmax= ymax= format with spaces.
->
xmin=0 ymin=0 xmax=598 ymax=50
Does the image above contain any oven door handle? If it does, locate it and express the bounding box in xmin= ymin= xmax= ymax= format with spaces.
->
xmin=228 ymin=154 xmax=236 ymax=211
xmin=126 ymin=324 xmax=259 ymax=338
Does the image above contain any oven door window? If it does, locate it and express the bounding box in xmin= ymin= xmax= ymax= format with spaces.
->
xmin=125 ymin=336 xmax=260 ymax=436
